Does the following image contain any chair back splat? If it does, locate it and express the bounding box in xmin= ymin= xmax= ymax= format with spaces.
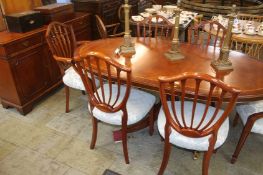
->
xmin=74 ymin=52 xmax=132 ymax=113
xmin=159 ymin=72 xmax=240 ymax=139
xmin=188 ymin=21 xmax=227 ymax=48
xmin=46 ymin=22 xmax=77 ymax=74
xmin=136 ymin=15 xmax=174 ymax=39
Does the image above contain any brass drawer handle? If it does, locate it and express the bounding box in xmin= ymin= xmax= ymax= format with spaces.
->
xmin=22 ymin=41 xmax=29 ymax=47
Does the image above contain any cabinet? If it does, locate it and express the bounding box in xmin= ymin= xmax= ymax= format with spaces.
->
xmin=0 ymin=13 xmax=91 ymax=115
xmin=72 ymin=0 xmax=123 ymax=39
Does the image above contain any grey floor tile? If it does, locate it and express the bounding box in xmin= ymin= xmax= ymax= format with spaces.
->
xmin=0 ymin=147 xmax=70 ymax=175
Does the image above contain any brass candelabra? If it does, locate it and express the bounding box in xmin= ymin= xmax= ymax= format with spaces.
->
xmin=165 ymin=7 xmax=185 ymax=60
xmin=119 ymin=0 xmax=136 ymax=56
xmin=211 ymin=4 xmax=237 ymax=70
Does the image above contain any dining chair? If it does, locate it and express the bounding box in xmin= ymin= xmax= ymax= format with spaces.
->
xmin=157 ymin=72 xmax=240 ymax=175
xmin=230 ymin=39 xmax=263 ymax=60
xmin=136 ymin=15 xmax=174 ymax=39
xmin=188 ymin=20 xmax=227 ymax=48
xmin=95 ymin=15 xmax=125 ymax=39
xmin=72 ymin=51 xmax=156 ymax=164
xmin=237 ymin=13 xmax=263 ymax=23
xmin=46 ymin=22 xmax=98 ymax=113
xmin=231 ymin=100 xmax=263 ymax=163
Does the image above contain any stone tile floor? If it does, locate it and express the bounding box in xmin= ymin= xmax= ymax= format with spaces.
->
xmin=0 ymin=87 xmax=262 ymax=175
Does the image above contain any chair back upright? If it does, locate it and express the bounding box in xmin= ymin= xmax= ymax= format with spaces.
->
xmin=95 ymin=15 xmax=108 ymax=39
xmin=46 ymin=22 xmax=77 ymax=74
xmin=73 ymin=52 xmax=132 ymax=114
xmin=136 ymin=15 xmax=174 ymax=39
xmin=188 ymin=21 xmax=227 ymax=48
xmin=158 ymin=72 xmax=240 ymax=141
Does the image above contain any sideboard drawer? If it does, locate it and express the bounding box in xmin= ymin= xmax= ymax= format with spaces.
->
xmin=5 ymin=34 xmax=42 ymax=56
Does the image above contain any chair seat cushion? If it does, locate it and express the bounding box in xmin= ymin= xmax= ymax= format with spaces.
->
xmin=92 ymin=84 xmax=156 ymax=125
xmin=236 ymin=100 xmax=263 ymax=134
xmin=63 ymin=67 xmax=99 ymax=91
xmin=158 ymin=101 xmax=229 ymax=151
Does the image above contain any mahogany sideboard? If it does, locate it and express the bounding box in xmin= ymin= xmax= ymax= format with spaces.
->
xmin=0 ymin=12 xmax=91 ymax=115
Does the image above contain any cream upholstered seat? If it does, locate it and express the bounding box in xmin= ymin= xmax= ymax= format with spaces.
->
xmin=92 ymin=84 xmax=156 ymax=125
xmin=231 ymin=100 xmax=263 ymax=164
xmin=236 ymin=100 xmax=263 ymax=134
xmin=63 ymin=67 xmax=100 ymax=91
xmin=158 ymin=101 xmax=229 ymax=151
xmin=63 ymin=67 xmax=85 ymax=91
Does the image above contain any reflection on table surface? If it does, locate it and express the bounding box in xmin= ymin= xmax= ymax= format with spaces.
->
xmin=78 ymin=37 xmax=263 ymax=101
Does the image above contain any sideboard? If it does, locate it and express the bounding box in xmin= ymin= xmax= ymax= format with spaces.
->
xmin=0 ymin=12 xmax=91 ymax=115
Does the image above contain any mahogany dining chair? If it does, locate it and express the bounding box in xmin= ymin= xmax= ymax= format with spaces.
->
xmin=188 ymin=20 xmax=227 ymax=48
xmin=95 ymin=15 xmax=125 ymax=39
xmin=231 ymin=100 xmax=263 ymax=163
xmin=72 ymin=51 xmax=156 ymax=164
xmin=157 ymin=72 xmax=240 ymax=175
xmin=46 ymin=22 xmax=99 ymax=113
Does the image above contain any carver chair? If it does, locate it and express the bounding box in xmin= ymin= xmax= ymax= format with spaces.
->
xmin=231 ymin=100 xmax=263 ymax=163
xmin=188 ymin=20 xmax=227 ymax=48
xmin=157 ymin=72 xmax=240 ymax=175
xmin=73 ymin=51 xmax=156 ymax=164
xmin=136 ymin=15 xmax=174 ymax=39
xmin=46 ymin=22 xmax=98 ymax=113
xmin=95 ymin=15 xmax=125 ymax=39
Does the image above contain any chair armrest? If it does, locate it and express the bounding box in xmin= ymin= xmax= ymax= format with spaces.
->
xmin=108 ymin=32 xmax=125 ymax=38
xmin=53 ymin=55 xmax=72 ymax=63
xmin=105 ymin=23 xmax=121 ymax=35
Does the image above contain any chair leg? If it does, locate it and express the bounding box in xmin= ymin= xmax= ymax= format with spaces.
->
xmin=81 ymin=90 xmax=86 ymax=95
xmin=90 ymin=116 xmax=98 ymax=149
xmin=149 ymin=108 xmax=154 ymax=136
xmin=231 ymin=119 xmax=254 ymax=164
xmin=122 ymin=123 xmax=129 ymax=164
xmin=158 ymin=137 xmax=171 ymax=175
xmin=202 ymin=138 xmax=216 ymax=175
xmin=65 ymin=85 xmax=70 ymax=113
xmin=233 ymin=113 xmax=240 ymax=127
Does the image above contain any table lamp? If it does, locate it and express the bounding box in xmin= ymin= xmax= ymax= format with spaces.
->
xmin=211 ymin=4 xmax=237 ymax=70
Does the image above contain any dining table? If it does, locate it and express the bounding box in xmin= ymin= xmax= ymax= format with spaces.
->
xmin=77 ymin=37 xmax=263 ymax=137
xmin=78 ymin=37 xmax=263 ymax=102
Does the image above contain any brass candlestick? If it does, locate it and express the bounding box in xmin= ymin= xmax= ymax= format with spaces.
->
xmin=165 ymin=7 xmax=185 ymax=60
xmin=211 ymin=4 xmax=237 ymax=70
xmin=119 ymin=0 xmax=136 ymax=56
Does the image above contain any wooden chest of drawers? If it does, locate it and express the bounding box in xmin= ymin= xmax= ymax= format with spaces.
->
xmin=0 ymin=13 xmax=91 ymax=115
xmin=72 ymin=0 xmax=122 ymax=39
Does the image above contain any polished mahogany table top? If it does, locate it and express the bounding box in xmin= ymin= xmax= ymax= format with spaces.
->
xmin=78 ymin=37 xmax=263 ymax=102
